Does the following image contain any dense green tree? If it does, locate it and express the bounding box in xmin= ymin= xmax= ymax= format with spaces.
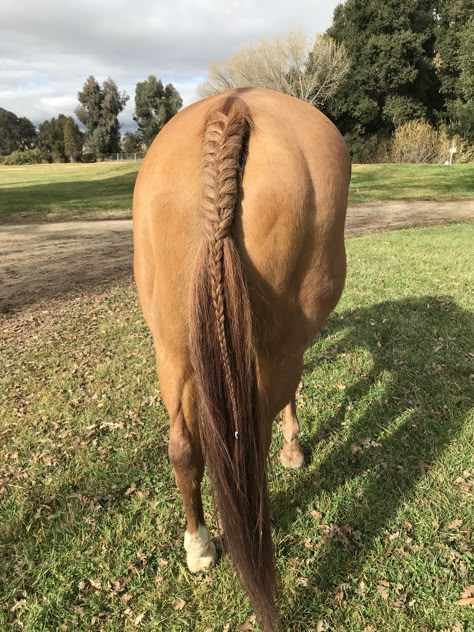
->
xmin=122 ymin=131 xmax=143 ymax=153
xmin=326 ymin=0 xmax=442 ymax=156
xmin=447 ymin=18 xmax=474 ymax=142
xmin=101 ymin=78 xmax=129 ymax=153
xmin=133 ymin=76 xmax=182 ymax=147
xmin=433 ymin=0 xmax=473 ymax=101
xmin=0 ymin=108 xmax=36 ymax=154
xmin=64 ymin=118 xmax=84 ymax=162
xmin=37 ymin=115 xmax=83 ymax=162
xmin=434 ymin=3 xmax=474 ymax=142
xmin=37 ymin=115 xmax=68 ymax=162
xmin=76 ymin=76 xmax=128 ymax=155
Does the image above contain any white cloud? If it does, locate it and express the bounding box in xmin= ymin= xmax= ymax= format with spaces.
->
xmin=0 ymin=0 xmax=340 ymax=128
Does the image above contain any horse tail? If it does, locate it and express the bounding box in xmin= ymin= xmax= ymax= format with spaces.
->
xmin=189 ymin=97 xmax=278 ymax=631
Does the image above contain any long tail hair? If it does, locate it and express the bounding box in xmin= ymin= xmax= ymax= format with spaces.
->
xmin=189 ymin=97 xmax=278 ymax=631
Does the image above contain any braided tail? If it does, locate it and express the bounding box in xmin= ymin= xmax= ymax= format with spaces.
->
xmin=189 ymin=98 xmax=278 ymax=631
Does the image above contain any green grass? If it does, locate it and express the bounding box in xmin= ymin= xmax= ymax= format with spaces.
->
xmin=1 ymin=224 xmax=473 ymax=631
xmin=0 ymin=162 xmax=473 ymax=221
xmin=0 ymin=162 xmax=139 ymax=219
xmin=350 ymin=163 xmax=474 ymax=203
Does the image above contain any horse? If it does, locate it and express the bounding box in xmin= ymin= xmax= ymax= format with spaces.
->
xmin=133 ymin=87 xmax=350 ymax=630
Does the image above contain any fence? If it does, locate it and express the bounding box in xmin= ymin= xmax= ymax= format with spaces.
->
xmin=102 ymin=153 xmax=145 ymax=161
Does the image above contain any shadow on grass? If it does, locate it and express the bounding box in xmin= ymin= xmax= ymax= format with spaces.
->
xmin=273 ymin=295 xmax=472 ymax=628
xmin=0 ymin=171 xmax=137 ymax=217
xmin=1 ymin=295 xmax=472 ymax=628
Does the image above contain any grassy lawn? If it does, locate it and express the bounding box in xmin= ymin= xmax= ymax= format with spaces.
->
xmin=350 ymin=164 xmax=474 ymax=203
xmin=0 ymin=162 xmax=473 ymax=220
xmin=1 ymin=224 xmax=473 ymax=631
xmin=0 ymin=162 xmax=139 ymax=220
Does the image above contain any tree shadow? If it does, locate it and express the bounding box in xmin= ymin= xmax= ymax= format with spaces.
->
xmin=0 ymin=171 xmax=136 ymax=219
xmin=271 ymin=295 xmax=473 ymax=627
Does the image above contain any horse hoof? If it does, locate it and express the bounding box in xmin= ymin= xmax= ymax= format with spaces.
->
xmin=279 ymin=447 xmax=305 ymax=469
xmin=184 ymin=525 xmax=218 ymax=573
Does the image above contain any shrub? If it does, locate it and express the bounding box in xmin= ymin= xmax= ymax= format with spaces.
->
xmin=443 ymin=133 xmax=474 ymax=164
xmin=355 ymin=134 xmax=393 ymax=163
xmin=4 ymin=148 xmax=45 ymax=165
xmin=391 ymin=120 xmax=441 ymax=163
xmin=391 ymin=122 xmax=474 ymax=164
xmin=81 ymin=153 xmax=97 ymax=163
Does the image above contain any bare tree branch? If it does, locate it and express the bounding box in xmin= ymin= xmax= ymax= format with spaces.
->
xmin=198 ymin=29 xmax=351 ymax=108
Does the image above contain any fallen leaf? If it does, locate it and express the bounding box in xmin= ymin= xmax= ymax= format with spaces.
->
xmin=461 ymin=585 xmax=474 ymax=599
xmin=125 ymin=482 xmax=137 ymax=496
xmin=174 ymin=598 xmax=186 ymax=610
xmin=89 ymin=578 xmax=101 ymax=590
xmin=377 ymin=584 xmax=389 ymax=600
xmin=447 ymin=519 xmax=463 ymax=530
xmin=72 ymin=606 xmax=85 ymax=616
xmin=457 ymin=597 xmax=474 ymax=606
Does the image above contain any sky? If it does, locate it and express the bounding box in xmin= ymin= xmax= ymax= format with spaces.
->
xmin=0 ymin=0 xmax=341 ymax=131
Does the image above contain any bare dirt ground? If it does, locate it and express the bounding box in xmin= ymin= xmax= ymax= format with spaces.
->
xmin=1 ymin=200 xmax=473 ymax=313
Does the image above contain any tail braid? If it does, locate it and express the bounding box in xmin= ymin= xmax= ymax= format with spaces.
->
xmin=201 ymin=108 xmax=251 ymax=426
xmin=190 ymin=97 xmax=278 ymax=631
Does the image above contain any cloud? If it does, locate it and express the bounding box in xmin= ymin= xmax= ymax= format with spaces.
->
xmin=0 ymin=0 xmax=339 ymax=128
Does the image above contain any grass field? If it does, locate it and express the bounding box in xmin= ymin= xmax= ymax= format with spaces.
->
xmin=0 ymin=162 xmax=138 ymax=219
xmin=1 ymin=224 xmax=473 ymax=631
xmin=0 ymin=162 xmax=473 ymax=219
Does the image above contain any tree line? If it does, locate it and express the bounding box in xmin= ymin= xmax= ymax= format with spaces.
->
xmin=200 ymin=0 xmax=473 ymax=161
xmin=1 ymin=0 xmax=472 ymax=164
xmin=0 ymin=76 xmax=182 ymax=163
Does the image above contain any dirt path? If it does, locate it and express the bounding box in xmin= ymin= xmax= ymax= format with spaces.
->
xmin=1 ymin=200 xmax=473 ymax=312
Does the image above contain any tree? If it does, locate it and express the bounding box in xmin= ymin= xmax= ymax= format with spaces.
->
xmin=64 ymin=118 xmax=83 ymax=162
xmin=433 ymin=0 xmax=473 ymax=101
xmin=37 ymin=115 xmax=83 ymax=162
xmin=76 ymin=76 xmax=102 ymax=151
xmin=0 ymin=108 xmax=36 ymax=154
xmin=198 ymin=29 xmax=351 ymax=108
xmin=133 ymin=76 xmax=183 ymax=147
xmin=102 ymin=78 xmax=129 ymax=153
xmin=122 ymin=131 xmax=143 ymax=154
xmin=326 ymin=0 xmax=442 ymax=157
xmin=76 ymin=76 xmax=128 ymax=155
xmin=37 ymin=115 xmax=67 ymax=162
xmin=433 ymin=1 xmax=474 ymax=142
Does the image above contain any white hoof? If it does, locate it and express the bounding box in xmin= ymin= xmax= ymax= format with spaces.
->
xmin=184 ymin=524 xmax=217 ymax=573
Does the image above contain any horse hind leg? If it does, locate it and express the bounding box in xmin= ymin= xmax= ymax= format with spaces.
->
xmin=161 ymin=361 xmax=217 ymax=572
xmin=279 ymin=395 xmax=305 ymax=469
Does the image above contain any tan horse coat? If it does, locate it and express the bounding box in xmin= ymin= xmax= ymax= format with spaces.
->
xmin=133 ymin=87 xmax=350 ymax=630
